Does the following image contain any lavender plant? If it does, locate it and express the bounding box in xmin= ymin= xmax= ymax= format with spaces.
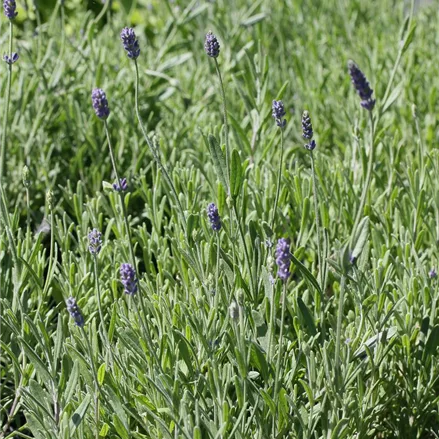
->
xmin=0 ymin=0 xmax=17 ymax=181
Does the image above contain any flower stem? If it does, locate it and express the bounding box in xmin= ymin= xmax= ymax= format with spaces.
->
xmin=270 ymin=129 xmax=284 ymax=232
xmin=0 ymin=22 xmax=14 ymax=183
xmin=352 ymin=111 xmax=375 ymax=238
xmin=133 ymin=60 xmax=186 ymax=230
xmin=214 ymin=58 xmax=230 ymax=182
xmin=310 ymin=150 xmax=326 ymax=340
xmin=272 ymin=282 xmax=287 ymax=436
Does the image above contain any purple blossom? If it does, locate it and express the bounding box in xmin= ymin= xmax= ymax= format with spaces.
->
xmin=204 ymin=31 xmax=220 ymax=58
xmin=88 ymin=228 xmax=102 ymax=255
xmin=120 ymin=263 xmax=137 ymax=295
xmin=113 ymin=177 xmax=128 ymax=192
xmin=66 ymin=297 xmax=85 ymax=327
xmin=120 ymin=27 xmax=140 ymax=60
xmin=272 ymin=100 xmax=286 ymax=128
xmin=348 ymin=60 xmax=375 ymax=111
xmin=275 ymin=238 xmax=291 ymax=281
xmin=3 ymin=52 xmax=18 ymax=65
xmin=429 ymin=268 xmax=437 ymax=279
xmin=207 ymin=203 xmax=221 ymax=231
xmin=91 ymin=88 xmax=110 ymax=120
xmin=3 ymin=0 xmax=17 ymax=20
xmin=302 ymin=111 xmax=316 ymax=151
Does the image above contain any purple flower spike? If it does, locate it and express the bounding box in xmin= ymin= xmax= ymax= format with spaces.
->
xmin=275 ymin=238 xmax=291 ymax=281
xmin=113 ymin=177 xmax=128 ymax=192
xmin=66 ymin=297 xmax=85 ymax=327
xmin=120 ymin=263 xmax=137 ymax=295
xmin=3 ymin=52 xmax=19 ymax=65
xmin=3 ymin=0 xmax=17 ymax=20
xmin=88 ymin=228 xmax=102 ymax=255
xmin=207 ymin=203 xmax=221 ymax=232
xmin=120 ymin=27 xmax=140 ymax=60
xmin=91 ymin=88 xmax=110 ymax=120
xmin=205 ymin=31 xmax=220 ymax=58
xmin=348 ymin=60 xmax=375 ymax=111
xmin=302 ymin=111 xmax=316 ymax=150
xmin=429 ymin=268 xmax=437 ymax=279
xmin=272 ymin=100 xmax=286 ymax=128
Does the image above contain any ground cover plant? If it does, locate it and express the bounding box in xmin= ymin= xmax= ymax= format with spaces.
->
xmin=1 ymin=0 xmax=439 ymax=437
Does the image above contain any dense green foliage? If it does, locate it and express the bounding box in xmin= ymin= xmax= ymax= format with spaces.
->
xmin=1 ymin=0 xmax=439 ymax=438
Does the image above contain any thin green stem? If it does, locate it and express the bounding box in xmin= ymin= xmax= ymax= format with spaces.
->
xmin=270 ymin=128 xmax=284 ymax=232
xmin=133 ymin=60 xmax=186 ymax=230
xmin=335 ymin=275 xmax=346 ymax=393
xmin=42 ymin=208 xmax=55 ymax=298
xmin=310 ymin=150 xmax=326 ymax=341
xmin=214 ymin=58 xmax=230 ymax=182
xmin=103 ymin=121 xmax=137 ymax=270
xmin=352 ymin=111 xmax=375 ymax=238
xmin=266 ymin=282 xmax=276 ymax=365
xmin=80 ymin=327 xmax=100 ymax=439
xmin=232 ymin=202 xmax=254 ymax=299
xmin=272 ymin=282 xmax=287 ymax=436
xmin=0 ymin=22 xmax=13 ymax=183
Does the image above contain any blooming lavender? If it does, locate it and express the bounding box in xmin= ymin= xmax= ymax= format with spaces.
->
xmin=3 ymin=0 xmax=17 ymax=20
xmin=429 ymin=268 xmax=437 ymax=279
xmin=88 ymin=228 xmax=102 ymax=255
xmin=91 ymin=88 xmax=110 ymax=120
xmin=120 ymin=27 xmax=140 ymax=60
xmin=120 ymin=263 xmax=137 ymax=295
xmin=207 ymin=203 xmax=221 ymax=231
xmin=348 ymin=60 xmax=375 ymax=111
xmin=204 ymin=31 xmax=220 ymax=58
xmin=3 ymin=52 xmax=18 ymax=65
xmin=275 ymin=238 xmax=291 ymax=281
xmin=272 ymin=100 xmax=286 ymax=128
xmin=302 ymin=111 xmax=316 ymax=151
xmin=66 ymin=297 xmax=84 ymax=327
xmin=113 ymin=177 xmax=128 ymax=192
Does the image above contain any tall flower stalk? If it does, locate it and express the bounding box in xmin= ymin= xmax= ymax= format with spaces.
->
xmin=272 ymin=238 xmax=291 ymax=436
xmin=302 ymin=110 xmax=326 ymax=338
xmin=120 ymin=27 xmax=186 ymax=229
xmin=0 ymin=1 xmax=18 ymax=182
xmin=270 ymin=100 xmax=286 ymax=232
xmin=348 ymin=61 xmax=376 ymax=238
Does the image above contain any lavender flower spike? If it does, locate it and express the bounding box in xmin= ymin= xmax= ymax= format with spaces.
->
xmin=429 ymin=268 xmax=437 ymax=279
xmin=91 ymin=88 xmax=110 ymax=120
xmin=275 ymin=238 xmax=291 ymax=281
xmin=272 ymin=100 xmax=286 ymax=128
xmin=88 ymin=228 xmax=102 ymax=255
xmin=3 ymin=52 xmax=19 ymax=65
xmin=204 ymin=31 xmax=220 ymax=58
xmin=302 ymin=111 xmax=316 ymax=151
xmin=120 ymin=27 xmax=140 ymax=60
xmin=66 ymin=297 xmax=85 ymax=327
xmin=3 ymin=0 xmax=17 ymax=20
xmin=113 ymin=177 xmax=128 ymax=192
xmin=207 ymin=203 xmax=221 ymax=231
xmin=120 ymin=263 xmax=137 ymax=295
xmin=348 ymin=60 xmax=376 ymax=111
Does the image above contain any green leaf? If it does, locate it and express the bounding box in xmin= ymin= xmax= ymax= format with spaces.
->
xmin=249 ymin=342 xmax=269 ymax=381
xmin=230 ymin=149 xmax=243 ymax=199
xmin=351 ymin=216 xmax=370 ymax=261
xmin=381 ymin=81 xmax=404 ymax=113
xmin=97 ymin=363 xmax=106 ymax=386
xmin=69 ymin=394 xmax=91 ymax=434
xmin=297 ymin=298 xmax=317 ymax=336
xmin=99 ymin=423 xmax=110 ymax=437
xmin=290 ymin=253 xmax=322 ymax=297
xmin=207 ymin=134 xmax=229 ymax=191
xmin=425 ymin=326 xmax=439 ymax=357
xmin=113 ymin=414 xmax=130 ymax=439
xmin=402 ymin=24 xmax=416 ymax=54
xmin=240 ymin=13 xmax=267 ymax=27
